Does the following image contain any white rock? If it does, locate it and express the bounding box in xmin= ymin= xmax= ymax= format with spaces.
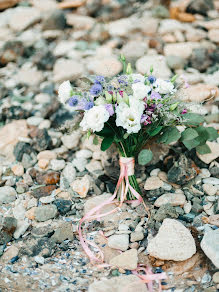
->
xmin=136 ymin=55 xmax=171 ymax=79
xmin=8 ymin=7 xmax=41 ymax=31
xmin=121 ymin=40 xmax=148 ymax=61
xmin=184 ymin=201 xmax=192 ymax=214
xmin=197 ymin=142 xmax=219 ymax=164
xmin=66 ymin=14 xmax=95 ymax=30
xmin=108 ymin=234 xmax=129 ymax=251
xmin=50 ymin=159 xmax=65 ymax=171
xmin=158 ymin=19 xmax=185 ymax=34
xmin=108 ymin=18 xmax=134 ymax=37
xmin=203 ymin=177 xmax=219 ymax=185
xmin=88 ymin=275 xmax=148 ymax=292
xmin=60 ymin=163 xmax=76 ymax=190
xmin=86 ymin=56 xmax=122 ymax=78
xmin=40 ymin=196 xmax=55 ymax=204
xmin=150 ymin=168 xmax=160 ymax=176
xmin=154 ymin=193 xmax=186 ymax=207
xmin=53 ymin=59 xmax=84 ymax=83
xmin=0 ymin=186 xmax=17 ymax=204
xmin=27 ymin=116 xmax=44 ymax=126
xmin=86 ymin=160 xmax=103 ymax=174
xmin=144 ymin=176 xmax=164 ymax=190
xmin=208 ymin=29 xmax=219 ymax=43
xmin=13 ymin=204 xmax=26 ymax=220
xmin=199 ymin=168 xmax=211 ymax=178
xmin=16 ymin=66 xmax=44 ymax=86
xmin=72 ymin=157 xmax=87 ymax=172
xmin=109 ymin=249 xmax=138 ymax=270
xmin=34 ymin=256 xmax=45 ymax=265
xmin=13 ymin=220 xmax=30 ymax=239
xmin=61 ymin=131 xmax=81 ymax=149
xmin=164 ymin=42 xmax=200 ymax=59
xmin=203 ymin=184 xmax=217 ymax=196
xmin=75 ymin=149 xmax=92 ymax=159
xmin=35 ymin=93 xmax=51 ymax=104
xmin=147 ymin=219 xmax=196 ymax=261
xmin=201 ymin=227 xmax=219 ymax=268
xmin=130 ymin=231 xmax=144 ymax=242
xmin=53 ymin=40 xmax=76 ymax=57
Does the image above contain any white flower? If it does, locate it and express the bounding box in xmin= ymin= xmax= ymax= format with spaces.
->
xmin=58 ymin=80 xmax=72 ymax=104
xmin=80 ymin=105 xmax=110 ymax=132
xmin=132 ymin=82 xmax=151 ymax=100
xmin=94 ymin=96 xmax=107 ymax=106
xmin=154 ymin=79 xmax=174 ymax=94
xmin=116 ymin=99 xmax=144 ymax=134
xmin=130 ymin=73 xmax=145 ymax=83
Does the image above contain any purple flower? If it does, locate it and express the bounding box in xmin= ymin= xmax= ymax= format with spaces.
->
xmin=94 ymin=76 xmax=105 ymax=84
xmin=105 ymin=104 xmax=114 ymax=116
xmin=141 ymin=114 xmax=151 ymax=125
xmin=117 ymin=75 xmax=128 ymax=85
xmin=151 ymin=91 xmax=161 ymax=100
xmin=148 ymin=75 xmax=156 ymax=83
xmin=84 ymin=101 xmax=94 ymax=110
xmin=181 ymin=109 xmax=187 ymax=114
xmin=90 ymin=84 xmax=102 ymax=96
xmin=68 ymin=96 xmax=79 ymax=107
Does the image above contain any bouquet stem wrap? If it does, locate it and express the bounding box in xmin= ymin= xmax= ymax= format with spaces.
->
xmin=78 ymin=157 xmax=149 ymax=263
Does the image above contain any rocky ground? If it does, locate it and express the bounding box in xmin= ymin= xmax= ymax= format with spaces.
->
xmin=0 ymin=0 xmax=219 ymax=291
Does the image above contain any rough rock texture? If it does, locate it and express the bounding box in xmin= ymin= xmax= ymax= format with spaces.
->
xmin=88 ymin=275 xmax=148 ymax=292
xmin=201 ymin=227 xmax=219 ymax=268
xmin=147 ymin=219 xmax=196 ymax=261
xmin=109 ymin=249 xmax=138 ymax=270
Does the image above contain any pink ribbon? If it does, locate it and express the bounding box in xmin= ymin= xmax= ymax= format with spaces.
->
xmin=78 ymin=157 xmax=165 ymax=291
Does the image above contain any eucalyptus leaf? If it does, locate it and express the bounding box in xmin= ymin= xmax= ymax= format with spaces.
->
xmin=158 ymin=127 xmax=181 ymax=144
xmin=101 ymin=136 xmax=114 ymax=151
xmin=183 ymin=139 xmax=200 ymax=150
xmin=138 ymin=149 xmax=153 ymax=165
xmin=181 ymin=128 xmax=199 ymax=141
xmin=196 ymin=144 xmax=211 ymax=155
xmin=96 ymin=126 xmax=114 ymax=137
xmin=182 ymin=113 xmax=205 ymax=126
xmin=205 ymin=127 xmax=219 ymax=141
xmin=148 ymin=126 xmax=163 ymax=137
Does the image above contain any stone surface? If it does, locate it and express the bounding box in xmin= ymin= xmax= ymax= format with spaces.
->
xmin=164 ymin=42 xmax=200 ymax=59
xmin=136 ymin=55 xmax=171 ymax=78
xmin=181 ymin=84 xmax=218 ymax=103
xmin=108 ymin=234 xmax=129 ymax=251
xmin=109 ymin=249 xmax=138 ymax=270
xmin=88 ymin=275 xmax=148 ymax=292
xmin=0 ymin=120 xmax=28 ymax=162
xmin=197 ymin=142 xmax=219 ymax=164
xmin=201 ymin=227 xmax=219 ymax=268
xmin=51 ymin=222 xmax=74 ymax=243
xmin=9 ymin=7 xmax=41 ymax=31
xmin=0 ymin=245 xmax=19 ymax=263
xmin=147 ymin=219 xmax=196 ymax=261
xmin=144 ymin=176 xmax=164 ymax=190
xmin=87 ymin=56 xmax=122 ymax=78
xmin=0 ymin=186 xmax=17 ymax=204
xmin=35 ymin=205 xmax=58 ymax=222
xmin=71 ymin=175 xmax=90 ymax=198
xmin=154 ymin=193 xmax=186 ymax=207
xmin=53 ymin=59 xmax=84 ymax=83
xmin=16 ymin=67 xmax=44 ymax=86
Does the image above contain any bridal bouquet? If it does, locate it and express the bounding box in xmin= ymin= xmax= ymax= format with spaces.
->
xmin=58 ymin=57 xmax=218 ymax=201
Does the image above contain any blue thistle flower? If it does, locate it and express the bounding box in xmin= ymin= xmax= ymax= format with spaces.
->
xmin=94 ymin=76 xmax=105 ymax=84
xmin=90 ymin=84 xmax=102 ymax=96
xmin=148 ymin=75 xmax=156 ymax=84
xmin=84 ymin=101 xmax=94 ymax=110
xmin=68 ymin=96 xmax=79 ymax=106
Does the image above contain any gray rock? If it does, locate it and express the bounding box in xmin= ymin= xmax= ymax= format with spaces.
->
xmin=154 ymin=203 xmax=178 ymax=222
xmin=108 ymin=234 xmax=129 ymax=251
xmin=0 ymin=186 xmax=17 ymax=204
xmin=0 ymin=217 xmax=17 ymax=245
xmin=60 ymin=163 xmax=76 ymax=190
xmin=42 ymin=10 xmax=66 ymax=30
xmin=189 ymin=48 xmax=212 ymax=72
xmin=166 ymin=55 xmax=187 ymax=70
xmin=13 ymin=220 xmax=30 ymax=239
xmin=130 ymin=231 xmax=144 ymax=242
xmin=35 ymin=205 xmax=58 ymax=222
xmin=121 ymin=41 xmax=148 ymax=63
xmin=201 ymin=227 xmax=219 ymax=268
xmin=186 ymin=0 xmax=214 ymax=16
xmin=51 ymin=222 xmax=74 ymax=243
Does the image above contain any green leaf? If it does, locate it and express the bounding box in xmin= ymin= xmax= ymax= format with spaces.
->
xmin=171 ymin=74 xmax=178 ymax=83
xmin=93 ymin=136 xmax=99 ymax=145
xmin=183 ymin=139 xmax=200 ymax=150
xmin=138 ymin=149 xmax=153 ymax=166
xmin=158 ymin=127 xmax=181 ymax=144
xmin=96 ymin=126 xmax=114 ymax=137
xmin=148 ymin=126 xmax=163 ymax=137
xmin=87 ymin=130 xmax=92 ymax=139
xmin=195 ymin=126 xmax=209 ymax=145
xmin=101 ymin=136 xmax=114 ymax=151
xmin=169 ymin=102 xmax=179 ymax=111
xmin=123 ymin=133 xmax=129 ymax=139
xmin=182 ymin=113 xmax=205 ymax=126
xmin=206 ymin=127 xmax=219 ymax=141
xmin=181 ymin=128 xmax=199 ymax=141
xmin=126 ymin=63 xmax=133 ymax=75
xmin=196 ymin=144 xmax=211 ymax=155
